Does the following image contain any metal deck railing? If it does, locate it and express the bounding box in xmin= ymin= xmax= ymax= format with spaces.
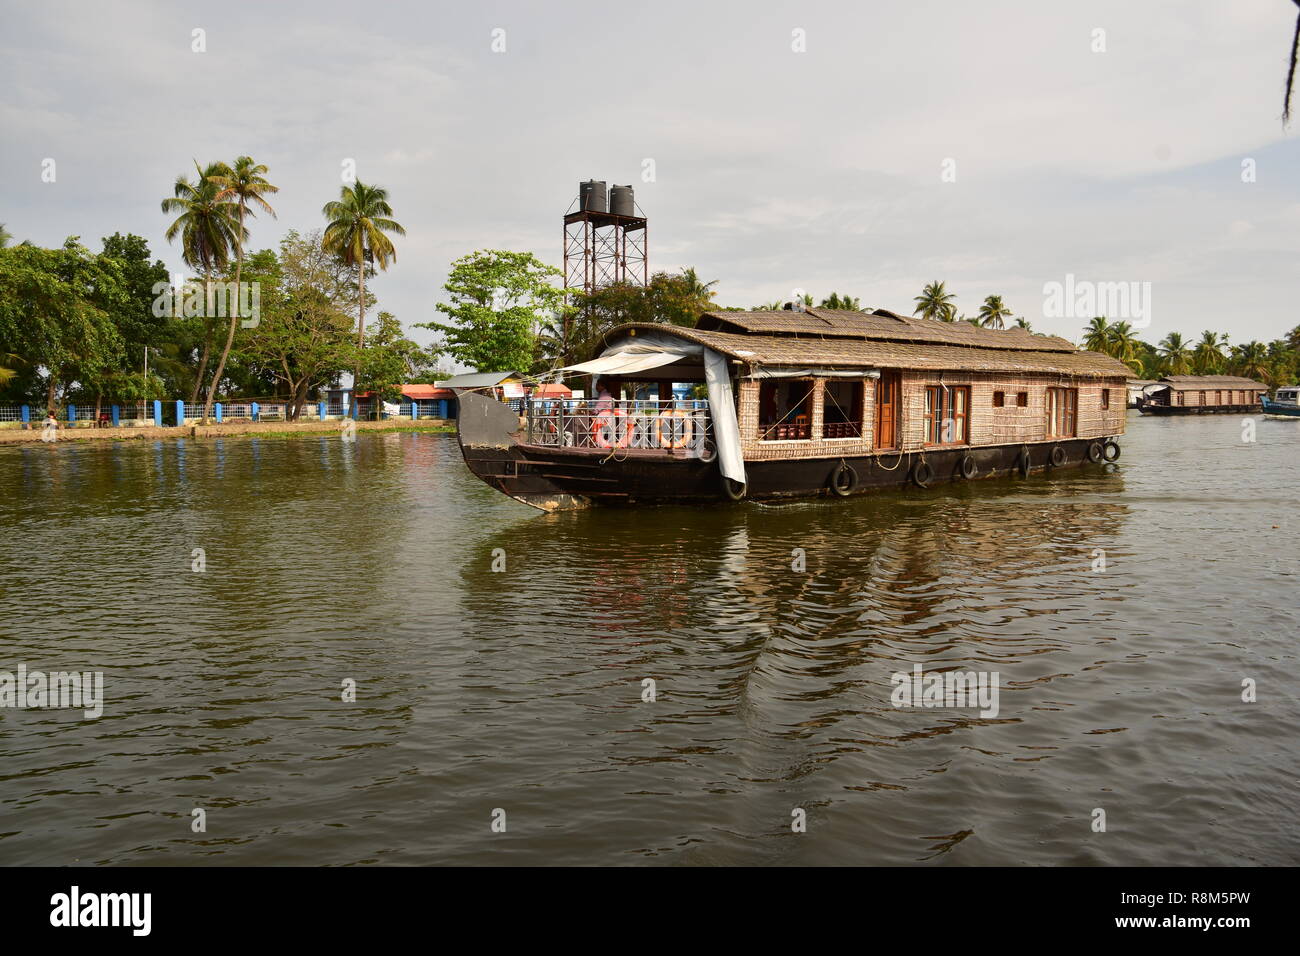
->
xmin=524 ymin=399 xmax=715 ymax=456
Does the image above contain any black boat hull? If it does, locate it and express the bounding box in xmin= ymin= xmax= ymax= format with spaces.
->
xmin=457 ymin=392 xmax=1118 ymax=511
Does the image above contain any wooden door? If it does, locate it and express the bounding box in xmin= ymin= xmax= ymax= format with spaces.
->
xmin=874 ymin=373 xmax=899 ymax=449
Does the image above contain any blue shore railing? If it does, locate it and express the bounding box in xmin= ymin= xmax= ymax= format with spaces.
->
xmin=0 ymin=399 xmax=455 ymax=430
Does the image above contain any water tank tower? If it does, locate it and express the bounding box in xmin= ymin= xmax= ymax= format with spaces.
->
xmin=563 ymin=179 xmax=647 ymax=296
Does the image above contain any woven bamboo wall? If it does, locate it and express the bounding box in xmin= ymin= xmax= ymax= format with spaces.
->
xmin=737 ymin=372 xmax=1127 ymax=460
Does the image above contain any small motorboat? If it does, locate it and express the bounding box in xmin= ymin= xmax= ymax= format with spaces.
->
xmin=1262 ymin=386 xmax=1300 ymax=420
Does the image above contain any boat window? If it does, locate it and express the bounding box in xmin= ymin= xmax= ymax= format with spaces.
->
xmin=759 ymin=379 xmax=813 ymax=440
xmin=992 ymin=391 xmax=1005 ymax=407
xmin=822 ymin=380 xmax=864 ymax=438
xmin=924 ymin=385 xmax=970 ymax=445
xmin=1016 ymin=391 xmax=1029 ymax=407
xmin=1101 ymin=388 xmax=1111 ymax=410
xmin=1046 ymin=387 xmax=1078 ymax=438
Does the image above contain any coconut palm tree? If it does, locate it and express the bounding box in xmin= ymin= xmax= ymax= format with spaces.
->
xmin=1265 ymin=339 xmax=1296 ymax=386
xmin=1081 ymin=316 xmax=1111 ymax=353
xmin=1158 ymin=332 xmax=1192 ymax=375
xmin=1230 ymin=341 xmax=1270 ymax=381
xmin=1013 ymin=316 xmax=1032 ymax=330
xmin=1285 ymin=0 xmax=1300 ymax=124
xmin=0 ymin=223 xmax=11 ymax=248
xmin=0 ymin=352 xmax=23 ymax=386
xmin=162 ymin=161 xmax=243 ymax=404
xmin=322 ymin=181 xmax=406 ymax=393
xmin=680 ymin=267 xmax=718 ymax=304
xmin=1192 ymin=331 xmax=1227 ymax=375
xmin=199 ymin=157 xmax=278 ymax=422
xmin=819 ymin=292 xmax=861 ymax=311
xmin=1107 ymin=321 xmax=1143 ymax=373
xmin=977 ymin=294 xmax=1013 ymax=329
xmin=913 ymin=281 xmax=956 ymax=322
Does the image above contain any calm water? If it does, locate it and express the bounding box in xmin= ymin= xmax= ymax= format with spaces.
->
xmin=0 ymin=414 xmax=1297 ymax=866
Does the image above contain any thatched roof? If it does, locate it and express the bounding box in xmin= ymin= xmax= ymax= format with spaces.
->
xmin=696 ymin=308 xmax=1078 ymax=353
xmin=1155 ymin=375 xmax=1266 ymax=390
xmin=605 ymin=320 xmax=1130 ymax=379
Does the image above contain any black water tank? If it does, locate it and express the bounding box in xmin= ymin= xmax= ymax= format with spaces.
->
xmin=609 ymin=184 xmax=635 ymax=217
xmin=579 ymin=180 xmax=607 ymax=213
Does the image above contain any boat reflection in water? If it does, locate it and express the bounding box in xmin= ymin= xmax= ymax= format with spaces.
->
xmin=459 ymin=464 xmax=1134 ymax=861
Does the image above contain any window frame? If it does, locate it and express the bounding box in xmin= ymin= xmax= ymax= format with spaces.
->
xmin=757 ymin=377 xmax=815 ymax=442
xmin=1046 ymin=387 xmax=1078 ymax=438
xmin=923 ymin=384 xmax=971 ymax=447
xmin=821 ymin=379 xmax=866 ymax=440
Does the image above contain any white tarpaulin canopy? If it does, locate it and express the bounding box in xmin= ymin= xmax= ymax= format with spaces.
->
xmin=558 ymin=351 xmax=684 ymax=376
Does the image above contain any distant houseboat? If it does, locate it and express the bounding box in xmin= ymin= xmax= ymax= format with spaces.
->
xmin=1136 ymin=375 xmax=1266 ymax=415
xmin=1126 ymin=379 xmax=1157 ymax=408
xmin=456 ymin=308 xmax=1131 ymax=511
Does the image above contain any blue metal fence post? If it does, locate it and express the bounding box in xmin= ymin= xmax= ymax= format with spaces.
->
xmin=215 ymin=402 xmax=223 ymax=423
xmin=251 ymin=402 xmax=259 ymax=422
xmin=68 ymin=405 xmax=76 ymax=425
xmin=411 ymin=399 xmax=419 ymax=421
xmin=438 ymin=399 xmax=448 ymax=419
xmin=20 ymin=405 xmax=30 ymax=425
xmin=318 ymin=401 xmax=327 ymax=421
xmin=111 ymin=405 xmax=120 ymax=427
xmin=152 ymin=400 xmax=162 ymax=426
xmin=175 ymin=400 xmax=184 ymax=425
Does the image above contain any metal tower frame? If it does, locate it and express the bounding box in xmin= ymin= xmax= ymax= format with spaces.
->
xmin=563 ymin=210 xmax=648 ymax=295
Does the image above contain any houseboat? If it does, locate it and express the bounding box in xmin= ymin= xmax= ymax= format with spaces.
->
xmin=456 ymin=308 xmax=1131 ymax=511
xmin=1136 ymin=375 xmax=1266 ymax=415
xmin=1262 ymin=386 xmax=1300 ymax=419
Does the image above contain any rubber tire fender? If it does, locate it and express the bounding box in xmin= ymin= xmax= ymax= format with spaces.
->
xmin=912 ymin=459 xmax=934 ymax=489
xmin=959 ymin=454 xmax=978 ymax=480
xmin=830 ymin=460 xmax=858 ymax=497
xmin=1102 ymin=439 xmax=1121 ymax=462
xmin=722 ymin=477 xmax=748 ymax=501
xmin=1049 ymin=444 xmax=1067 ymax=468
xmin=1086 ymin=441 xmax=1104 ymax=463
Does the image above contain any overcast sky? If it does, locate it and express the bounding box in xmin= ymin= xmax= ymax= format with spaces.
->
xmin=3 ymin=0 xmax=1299 ymax=355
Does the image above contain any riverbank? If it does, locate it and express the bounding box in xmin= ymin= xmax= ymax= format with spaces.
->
xmin=0 ymin=418 xmax=456 ymax=445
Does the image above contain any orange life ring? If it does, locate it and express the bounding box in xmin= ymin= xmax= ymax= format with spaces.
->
xmin=593 ymin=409 xmax=631 ymax=449
xmin=655 ymin=409 xmax=694 ymax=449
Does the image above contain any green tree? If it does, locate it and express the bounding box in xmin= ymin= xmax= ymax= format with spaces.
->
xmin=321 ymin=180 xmax=406 ymax=389
xmin=1106 ymin=321 xmax=1143 ymax=373
xmin=0 ymin=224 xmax=11 ymax=248
xmin=1192 ymin=331 xmax=1227 ymax=374
xmin=0 ymin=239 xmax=126 ymax=411
xmin=1158 ymin=332 xmax=1192 ymax=375
xmin=1229 ymin=341 xmax=1270 ymax=381
xmin=202 ymin=156 xmax=278 ymax=422
xmin=161 ymin=161 xmax=243 ymax=403
xmin=819 ymin=292 xmax=862 ymax=310
xmin=422 ymin=249 xmax=565 ymax=373
xmin=1013 ymin=316 xmax=1032 ymax=330
xmin=357 ymin=311 xmax=439 ymax=418
xmin=242 ymin=230 xmax=356 ymax=420
xmin=977 ymin=294 xmax=1012 ymax=329
xmin=1081 ymin=316 xmax=1111 ymax=353
xmin=679 ymin=267 xmax=719 ymax=312
xmin=913 ymin=281 xmax=956 ymax=322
